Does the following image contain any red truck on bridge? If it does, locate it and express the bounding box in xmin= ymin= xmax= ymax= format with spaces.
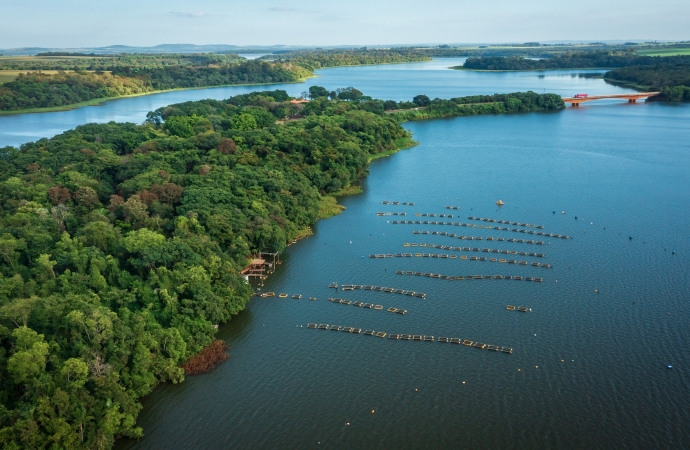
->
xmin=573 ymin=93 xmax=589 ymax=99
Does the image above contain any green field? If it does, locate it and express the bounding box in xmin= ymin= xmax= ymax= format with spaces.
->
xmin=637 ymin=47 xmax=690 ymax=57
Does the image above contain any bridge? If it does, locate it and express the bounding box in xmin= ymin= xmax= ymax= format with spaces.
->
xmin=562 ymin=92 xmax=660 ymax=107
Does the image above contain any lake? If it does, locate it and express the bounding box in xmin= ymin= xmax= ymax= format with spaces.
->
xmin=2 ymin=59 xmax=688 ymax=449
xmin=1 ymin=58 xmax=635 ymax=148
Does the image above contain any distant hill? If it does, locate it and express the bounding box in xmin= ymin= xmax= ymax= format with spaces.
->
xmin=0 ymin=44 xmax=308 ymax=56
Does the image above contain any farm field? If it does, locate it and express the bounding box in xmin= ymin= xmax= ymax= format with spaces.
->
xmin=637 ymin=46 xmax=690 ymax=57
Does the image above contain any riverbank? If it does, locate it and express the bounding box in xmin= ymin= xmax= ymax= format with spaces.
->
xmin=0 ymin=56 xmax=438 ymax=116
xmin=315 ymin=137 xmax=418 ymax=221
xmin=0 ymin=77 xmax=315 ymax=116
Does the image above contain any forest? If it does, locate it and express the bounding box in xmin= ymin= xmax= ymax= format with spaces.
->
xmin=0 ymin=51 xmax=436 ymax=112
xmin=605 ymin=63 xmax=690 ymax=96
xmin=461 ymin=51 xmax=690 ymax=71
xmin=0 ymin=54 xmax=246 ymax=71
xmin=0 ymin=87 xmax=563 ymax=448
xmin=260 ymin=48 xmax=431 ymax=70
xmin=0 ymin=61 xmax=310 ymax=112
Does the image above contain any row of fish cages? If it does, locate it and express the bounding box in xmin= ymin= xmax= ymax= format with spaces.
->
xmin=328 ymin=297 xmax=384 ymax=310
xmin=381 ymin=201 xmax=414 ymax=206
xmin=395 ymin=270 xmax=544 ymax=282
xmin=338 ymin=284 xmax=426 ymax=298
xmin=404 ymin=243 xmax=546 ymax=258
xmin=467 ymin=217 xmax=545 ymax=229
xmin=414 ymin=213 xmax=454 ymax=218
xmin=506 ymin=305 xmax=532 ymax=312
xmin=437 ymin=337 xmax=513 ymax=354
xmin=414 ymin=231 xmax=545 ymax=245
xmin=446 ymin=206 xmax=461 ymax=210
xmin=305 ymin=324 xmax=513 ymax=353
xmin=392 ymin=221 xmax=570 ymax=239
xmin=376 ymin=212 xmax=407 ymax=216
xmin=257 ymin=292 xmax=318 ymax=300
xmin=369 ymin=252 xmax=552 ymax=268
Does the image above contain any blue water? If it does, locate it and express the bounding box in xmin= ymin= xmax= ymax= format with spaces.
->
xmin=1 ymin=58 xmax=634 ymax=148
xmin=2 ymin=59 xmax=688 ymax=449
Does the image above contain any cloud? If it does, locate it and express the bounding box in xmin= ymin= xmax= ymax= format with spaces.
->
xmin=168 ymin=11 xmax=206 ymax=18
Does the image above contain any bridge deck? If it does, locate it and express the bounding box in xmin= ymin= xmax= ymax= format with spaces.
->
xmin=562 ymin=92 xmax=660 ymax=105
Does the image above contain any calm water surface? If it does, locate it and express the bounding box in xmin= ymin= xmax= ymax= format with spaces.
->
xmin=2 ymin=58 xmax=634 ymax=148
xmin=2 ymin=60 xmax=688 ymax=449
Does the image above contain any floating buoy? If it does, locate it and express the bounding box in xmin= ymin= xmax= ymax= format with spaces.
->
xmin=518 ymin=369 xmax=521 ymax=372
xmin=629 ymin=236 xmax=633 ymax=240
xmin=667 ymin=365 xmax=673 ymax=369
xmin=371 ymin=410 xmax=375 ymax=414
xmin=672 ymin=251 xmax=676 ymax=254
xmin=562 ymin=211 xmax=565 ymax=214
xmin=553 ymin=211 xmax=556 ymax=214
xmin=496 ymin=200 xmax=505 ymax=206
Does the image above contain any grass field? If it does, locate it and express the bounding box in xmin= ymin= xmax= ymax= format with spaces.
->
xmin=637 ymin=47 xmax=690 ymax=57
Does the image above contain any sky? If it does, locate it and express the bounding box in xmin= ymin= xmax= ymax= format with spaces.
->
xmin=1 ymin=0 xmax=688 ymax=49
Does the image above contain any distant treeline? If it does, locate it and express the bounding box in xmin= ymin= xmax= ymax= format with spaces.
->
xmin=0 ymin=61 xmax=310 ymax=111
xmin=605 ymin=64 xmax=690 ymax=89
xmin=382 ymin=92 xmax=564 ymax=120
xmin=461 ymin=51 xmax=690 ymax=71
xmin=261 ymin=49 xmax=432 ymax=70
xmin=460 ymin=50 xmax=690 ymax=100
xmin=0 ymin=53 xmax=246 ymax=71
xmin=35 ymin=52 xmax=108 ymax=57
xmin=0 ymin=51 xmax=436 ymax=113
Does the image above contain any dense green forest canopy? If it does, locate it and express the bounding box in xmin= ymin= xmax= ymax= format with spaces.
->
xmin=461 ymin=51 xmax=690 ymax=71
xmin=605 ymin=64 xmax=690 ymax=98
xmin=0 ymin=87 xmax=564 ymax=448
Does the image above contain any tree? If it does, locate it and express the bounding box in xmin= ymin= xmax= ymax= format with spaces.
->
xmin=7 ymin=326 xmax=50 ymax=385
xmin=336 ymin=87 xmax=364 ymax=101
xmin=231 ymin=113 xmax=257 ymax=131
xmin=217 ymin=138 xmax=237 ymax=154
xmin=413 ymin=95 xmax=430 ymax=107
xmin=163 ymin=115 xmax=194 ymax=138
xmin=0 ymin=233 xmax=25 ymax=270
xmin=123 ymin=195 xmax=149 ymax=228
xmin=47 ymin=186 xmax=71 ymax=205
xmin=308 ymin=85 xmax=329 ymax=99
xmin=60 ymin=358 xmax=89 ymax=388
xmin=72 ymin=186 xmax=100 ymax=209
xmin=0 ymin=297 xmax=39 ymax=328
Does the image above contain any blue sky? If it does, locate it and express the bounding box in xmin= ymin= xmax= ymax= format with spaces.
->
xmin=1 ymin=0 xmax=688 ymax=48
